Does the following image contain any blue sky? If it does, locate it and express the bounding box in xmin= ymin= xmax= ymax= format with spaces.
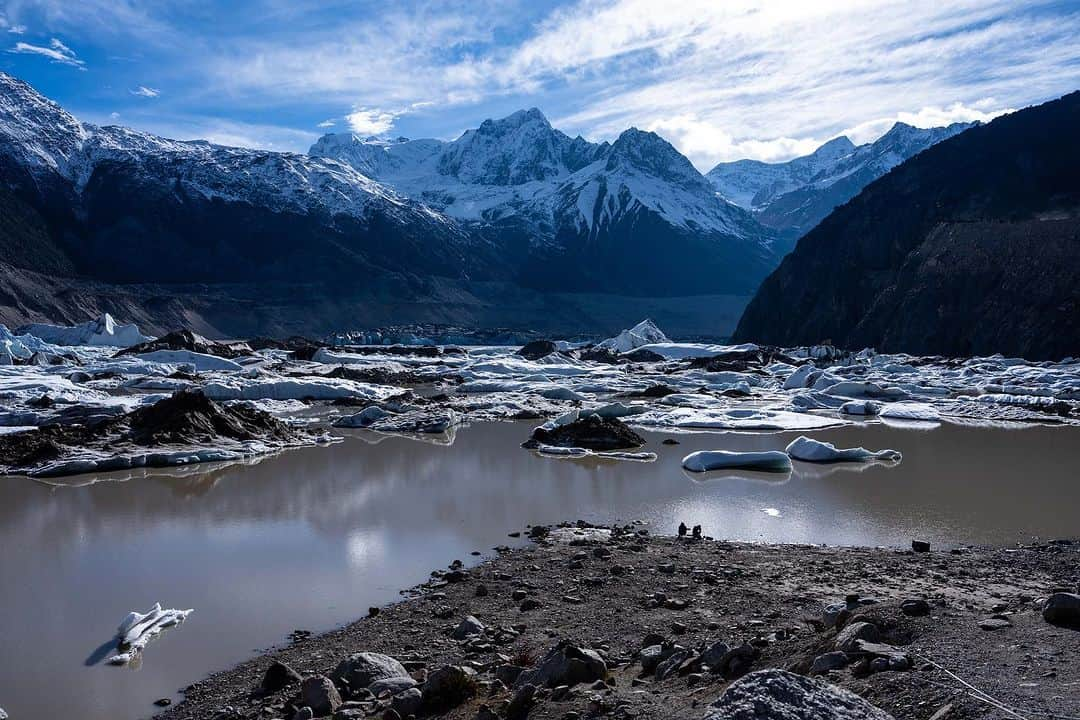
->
xmin=1 ymin=0 xmax=1078 ymax=170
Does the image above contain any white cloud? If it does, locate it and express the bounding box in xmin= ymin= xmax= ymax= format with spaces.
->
xmin=130 ymin=85 xmax=160 ymax=98
xmin=317 ymin=119 xmax=336 ymax=128
xmin=646 ymin=114 xmax=825 ymax=167
xmin=9 ymin=37 xmax=84 ymax=67
xmin=109 ymin=111 xmax=120 ymax=120
xmin=346 ymin=108 xmax=399 ymax=136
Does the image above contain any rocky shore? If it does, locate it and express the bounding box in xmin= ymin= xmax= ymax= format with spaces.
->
xmin=157 ymin=526 xmax=1080 ymax=720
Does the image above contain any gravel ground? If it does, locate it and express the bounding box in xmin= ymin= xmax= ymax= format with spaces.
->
xmin=157 ymin=525 xmax=1080 ymax=720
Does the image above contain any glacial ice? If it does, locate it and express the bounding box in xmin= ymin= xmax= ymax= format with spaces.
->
xmin=107 ymin=603 xmax=193 ymax=665
xmin=134 ymin=350 xmax=244 ymax=372
xmin=785 ymin=436 xmax=901 ymax=463
xmin=681 ymin=450 xmax=793 ymax=473
xmin=18 ymin=313 xmax=151 ymax=348
xmin=535 ymin=445 xmax=657 ymax=462
xmin=596 ymin=319 xmax=669 ymax=353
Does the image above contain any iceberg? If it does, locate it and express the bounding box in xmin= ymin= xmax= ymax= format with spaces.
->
xmin=681 ymin=450 xmax=792 ymax=473
xmin=107 ymin=603 xmax=193 ymax=665
xmin=18 ymin=313 xmax=151 ymax=348
xmin=596 ymin=319 xmax=669 ymax=353
xmin=785 ymin=436 xmax=901 ymax=463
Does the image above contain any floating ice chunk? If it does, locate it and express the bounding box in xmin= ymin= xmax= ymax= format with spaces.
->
xmin=134 ymin=350 xmax=243 ymax=372
xmin=762 ymin=507 xmax=782 ymax=517
xmin=596 ymin=319 xmax=669 ymax=353
xmin=817 ymin=381 xmax=907 ymax=400
xmin=783 ymin=364 xmax=817 ymax=390
xmin=535 ymin=403 xmax=647 ymax=432
xmin=879 ymin=402 xmax=940 ymax=421
xmin=681 ymin=450 xmax=792 ymax=473
xmin=535 ymin=445 xmax=656 ymax=462
xmin=107 ymin=603 xmax=192 ymax=665
xmin=840 ymin=400 xmax=882 ymax=415
xmin=539 ymin=387 xmax=587 ymax=401
xmin=631 ymin=343 xmax=745 ymax=360
xmin=785 ymin=436 xmax=901 ymax=463
xmin=333 ymin=405 xmax=390 ymax=428
xmin=637 ymin=407 xmax=847 ymax=431
xmin=367 ymin=410 xmax=460 ymax=434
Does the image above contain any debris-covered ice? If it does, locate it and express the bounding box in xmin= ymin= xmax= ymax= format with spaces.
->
xmin=1 ymin=317 xmax=1077 ymax=477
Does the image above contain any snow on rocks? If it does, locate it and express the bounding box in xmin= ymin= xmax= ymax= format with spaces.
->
xmin=17 ymin=313 xmax=151 ymax=348
xmin=682 ymin=450 xmax=793 ymax=473
xmin=785 ymin=436 xmax=901 ymax=463
xmin=107 ymin=603 xmax=193 ymax=665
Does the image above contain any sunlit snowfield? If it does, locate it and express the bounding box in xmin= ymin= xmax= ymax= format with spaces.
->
xmin=1 ymin=318 xmax=1079 ymax=719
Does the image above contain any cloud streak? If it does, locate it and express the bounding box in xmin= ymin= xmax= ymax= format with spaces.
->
xmin=9 ymin=37 xmax=84 ymax=67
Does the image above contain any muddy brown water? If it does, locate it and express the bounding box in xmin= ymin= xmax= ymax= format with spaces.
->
xmin=0 ymin=420 xmax=1076 ymax=720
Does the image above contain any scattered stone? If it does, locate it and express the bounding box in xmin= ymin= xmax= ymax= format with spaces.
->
xmin=453 ymin=615 xmax=486 ymax=640
xmin=261 ymin=660 xmax=303 ymax=693
xmin=333 ymin=653 xmax=411 ymax=691
xmin=515 ymin=641 xmax=607 ymax=689
xmin=301 ymin=675 xmax=342 ymax=717
xmin=912 ymin=540 xmax=931 ymax=553
xmin=154 ymin=698 xmax=173 ymax=707
xmin=1043 ymin=592 xmax=1080 ymax=627
xmin=834 ymin=621 xmax=881 ymax=652
xmin=900 ymin=599 xmax=931 ymax=616
xmin=979 ymin=617 xmax=1012 ymax=631
xmin=703 ymin=669 xmax=896 ymax=720
xmin=811 ymin=651 xmax=851 ymax=675
xmin=520 ymin=598 xmax=542 ymax=612
xmin=506 ymin=683 xmax=537 ymax=720
xmin=390 ymin=687 xmax=423 ymax=717
xmin=422 ymin=665 xmax=477 ymax=710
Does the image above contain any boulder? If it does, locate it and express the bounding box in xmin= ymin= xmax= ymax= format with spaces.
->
xmin=524 ymin=414 xmax=645 ymax=451
xmin=699 ymin=641 xmax=730 ymax=671
xmin=301 ymin=675 xmax=342 ymax=717
xmin=368 ymin=676 xmax=418 ymax=696
xmin=703 ymin=669 xmax=895 ymax=720
xmin=332 ymin=652 xmax=411 ymax=691
xmin=261 ymin=660 xmax=303 ymax=693
xmin=654 ymin=648 xmax=695 ymax=680
xmin=514 ymin=641 xmax=607 ymax=689
xmin=518 ymin=340 xmax=558 ymax=360
xmin=390 ymin=688 xmax=423 ymax=718
xmin=421 ymin=665 xmax=477 ymax=710
xmin=810 ymin=652 xmax=851 ymax=675
xmin=834 ymin=621 xmax=880 ymax=653
xmin=506 ymin=683 xmax=538 ymax=720
xmin=1043 ymin=592 xmax=1080 ymax=627
xmin=452 ymin=615 xmax=485 ymax=640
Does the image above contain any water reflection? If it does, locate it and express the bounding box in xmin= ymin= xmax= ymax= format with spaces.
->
xmin=0 ymin=420 xmax=1075 ymax=720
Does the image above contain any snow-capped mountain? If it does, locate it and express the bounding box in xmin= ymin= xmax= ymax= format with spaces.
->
xmin=707 ymin=121 xmax=976 ymax=238
xmin=311 ymin=109 xmax=778 ymax=295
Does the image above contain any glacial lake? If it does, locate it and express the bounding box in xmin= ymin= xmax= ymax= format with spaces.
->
xmin=0 ymin=419 xmax=1076 ymax=720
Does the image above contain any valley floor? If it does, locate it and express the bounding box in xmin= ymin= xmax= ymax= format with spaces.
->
xmin=157 ymin=528 xmax=1080 ymax=720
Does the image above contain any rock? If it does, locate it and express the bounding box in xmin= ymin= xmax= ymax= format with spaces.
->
xmin=523 ymin=414 xmax=646 ymax=451
xmin=261 ymin=660 xmax=303 ymax=693
xmin=654 ymin=648 xmax=694 ymax=680
xmin=476 ymin=704 xmax=500 ymax=720
xmin=703 ymin=669 xmax=896 ymax=720
xmin=495 ymin=664 xmax=526 ymax=686
xmin=699 ymin=641 xmax=730 ymax=670
xmin=368 ymin=676 xmax=418 ymax=696
xmin=293 ymin=708 xmax=314 ymax=720
xmin=1043 ymin=592 xmax=1080 ymax=627
xmin=506 ymin=683 xmax=537 ymax=720
xmin=154 ymin=698 xmax=173 ymax=707
xmin=979 ymin=618 xmax=1012 ymax=631
xmin=390 ymin=688 xmax=423 ymax=718
xmin=515 ymin=641 xmax=607 ymax=689
xmin=475 ymin=584 xmax=489 ymax=597
xmin=453 ymin=615 xmax=486 ymax=640
xmin=422 ymin=665 xmax=477 ymax=710
xmin=301 ymin=675 xmax=342 ymax=717
xmin=518 ymin=340 xmax=558 ymax=360
xmin=834 ymin=621 xmax=881 ymax=652
xmin=714 ymin=643 xmax=759 ymax=679
xmin=640 ymin=644 xmax=669 ymax=674
xmin=520 ymin=598 xmax=542 ymax=612
xmin=911 ymin=540 xmax=931 ymax=553
xmin=900 ymin=599 xmax=931 ymax=616
xmin=333 ymin=653 xmax=411 ymax=691
xmin=811 ymin=651 xmax=851 ymax=675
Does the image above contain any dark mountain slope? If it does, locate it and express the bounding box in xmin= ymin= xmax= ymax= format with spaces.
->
xmin=733 ymin=91 xmax=1080 ymax=360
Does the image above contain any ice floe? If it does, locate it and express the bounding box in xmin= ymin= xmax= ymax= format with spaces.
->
xmin=107 ymin=603 xmax=193 ymax=665
xmin=596 ymin=319 xmax=669 ymax=353
xmin=785 ymin=436 xmax=901 ymax=463
xmin=681 ymin=450 xmax=793 ymax=473
xmin=17 ymin=313 xmax=151 ymax=348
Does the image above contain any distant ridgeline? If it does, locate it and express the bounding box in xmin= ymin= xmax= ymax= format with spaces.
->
xmin=734 ymin=91 xmax=1080 ymax=361
xmin=0 ymin=70 xmax=984 ymax=341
